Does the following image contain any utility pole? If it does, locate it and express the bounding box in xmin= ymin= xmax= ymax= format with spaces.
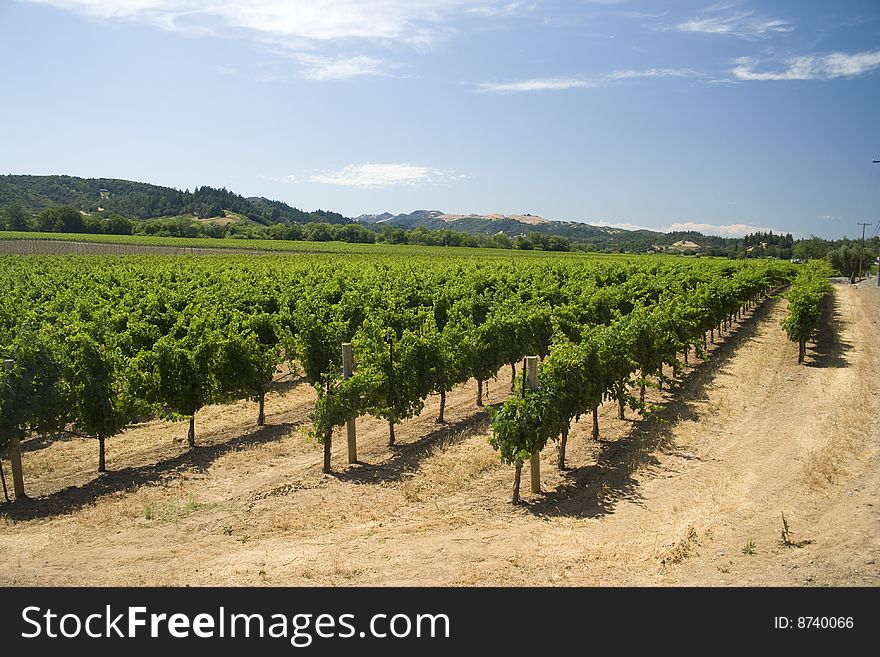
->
xmin=857 ymin=222 xmax=871 ymax=282
xmin=874 ymin=160 xmax=880 ymax=285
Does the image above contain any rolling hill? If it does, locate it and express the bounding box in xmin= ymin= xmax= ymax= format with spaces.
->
xmin=354 ymin=209 xmax=736 ymax=252
xmin=0 ymin=175 xmax=347 ymax=226
xmin=1 ymin=174 xmax=792 ymax=254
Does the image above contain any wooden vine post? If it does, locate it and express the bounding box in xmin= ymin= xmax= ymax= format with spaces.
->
xmin=342 ymin=342 xmax=357 ymax=463
xmin=527 ymin=356 xmax=540 ymax=494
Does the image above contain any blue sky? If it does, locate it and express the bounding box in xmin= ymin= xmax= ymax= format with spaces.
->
xmin=1 ymin=1 xmax=879 ymax=239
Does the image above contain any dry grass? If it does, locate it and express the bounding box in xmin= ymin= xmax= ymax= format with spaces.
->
xmin=142 ymin=493 xmax=215 ymax=523
xmin=802 ymin=412 xmax=865 ymax=491
xmin=802 ymin=444 xmax=846 ymax=489
xmin=400 ymin=429 xmax=500 ymax=502
xmin=658 ymin=525 xmax=700 ymax=565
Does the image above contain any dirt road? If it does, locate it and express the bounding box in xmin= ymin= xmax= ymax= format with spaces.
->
xmin=1 ymin=281 xmax=878 ymax=586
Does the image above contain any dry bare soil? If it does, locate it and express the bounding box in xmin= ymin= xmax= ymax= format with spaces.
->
xmin=2 ymin=282 xmax=879 ymax=586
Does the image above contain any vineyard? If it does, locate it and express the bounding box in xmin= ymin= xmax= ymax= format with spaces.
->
xmin=2 ymin=248 xmax=878 ymax=588
xmin=0 ymin=252 xmax=799 ymax=505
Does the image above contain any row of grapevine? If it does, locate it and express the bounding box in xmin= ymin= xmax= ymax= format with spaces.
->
xmin=782 ymin=260 xmax=835 ymax=363
xmin=0 ymin=253 xmax=796 ymax=502
xmin=488 ymin=265 xmax=790 ymax=503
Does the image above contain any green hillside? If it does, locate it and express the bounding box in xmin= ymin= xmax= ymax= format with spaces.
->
xmin=0 ymin=174 xmax=347 ymax=225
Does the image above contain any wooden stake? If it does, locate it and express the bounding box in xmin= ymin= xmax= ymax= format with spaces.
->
xmin=526 ymin=356 xmax=540 ymax=494
xmin=342 ymin=342 xmax=357 ymax=463
xmin=8 ymin=431 xmax=26 ymax=500
xmin=0 ymin=457 xmax=9 ymax=502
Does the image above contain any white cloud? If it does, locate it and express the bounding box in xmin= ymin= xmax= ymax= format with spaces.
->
xmin=304 ymin=163 xmax=457 ymax=189
xmin=674 ymin=8 xmax=793 ymax=40
xmin=606 ymin=68 xmax=700 ymax=81
xmin=477 ymin=68 xmax=700 ymax=93
xmin=476 ymin=76 xmax=595 ymax=93
xmin=591 ymin=220 xmax=656 ymax=232
xmin=296 ymin=54 xmax=387 ymax=81
xmin=466 ymin=1 xmax=534 ymax=17
xmin=592 ymin=220 xmax=784 ymax=238
xmin=26 ymin=0 xmax=534 ymax=80
xmin=732 ymin=50 xmax=880 ymax=81
xmin=23 ymin=0 xmax=524 ymax=43
xmin=666 ymin=222 xmax=779 ymax=237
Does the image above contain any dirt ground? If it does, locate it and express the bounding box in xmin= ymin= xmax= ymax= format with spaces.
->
xmin=1 ymin=280 xmax=878 ymax=586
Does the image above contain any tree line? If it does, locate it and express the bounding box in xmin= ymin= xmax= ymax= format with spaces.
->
xmin=0 ymin=204 xmax=578 ymax=251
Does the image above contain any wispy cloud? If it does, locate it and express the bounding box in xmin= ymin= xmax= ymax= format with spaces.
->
xmin=477 ymin=68 xmax=701 ymax=93
xmin=24 ymin=1 xmax=525 ymax=42
xmin=673 ymin=8 xmax=793 ymax=40
xmin=732 ymin=50 xmax=880 ymax=81
xmin=23 ymin=0 xmax=528 ymax=78
xmin=296 ymin=54 xmax=388 ymax=81
xmin=606 ymin=68 xmax=700 ymax=81
xmin=466 ymin=1 xmax=535 ymax=17
xmin=299 ymin=163 xmax=458 ymax=188
xmin=476 ymin=76 xmax=595 ymax=93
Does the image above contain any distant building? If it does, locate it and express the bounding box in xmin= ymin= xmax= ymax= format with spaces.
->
xmin=99 ymin=189 xmax=110 ymax=199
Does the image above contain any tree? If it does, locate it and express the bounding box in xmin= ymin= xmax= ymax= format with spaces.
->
xmin=792 ymin=236 xmax=831 ymax=260
xmin=304 ymin=223 xmax=336 ymax=242
xmin=104 ymin=214 xmax=134 ymax=235
xmin=379 ymin=226 xmax=408 ymax=245
xmin=38 ymin=205 xmax=84 ymax=233
xmin=826 ymin=245 xmax=861 ymax=283
xmin=1 ymin=203 xmax=30 ymax=231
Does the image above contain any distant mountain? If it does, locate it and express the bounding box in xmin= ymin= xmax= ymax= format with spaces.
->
xmin=1 ymin=175 xmax=785 ymax=255
xmin=355 ymin=210 xmax=551 ymax=230
xmin=0 ymin=175 xmax=348 ymax=226
xmin=353 ymin=209 xmax=750 ymax=252
xmin=355 ymin=209 xmax=612 ymax=236
xmin=357 ymin=209 xmax=644 ymax=239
